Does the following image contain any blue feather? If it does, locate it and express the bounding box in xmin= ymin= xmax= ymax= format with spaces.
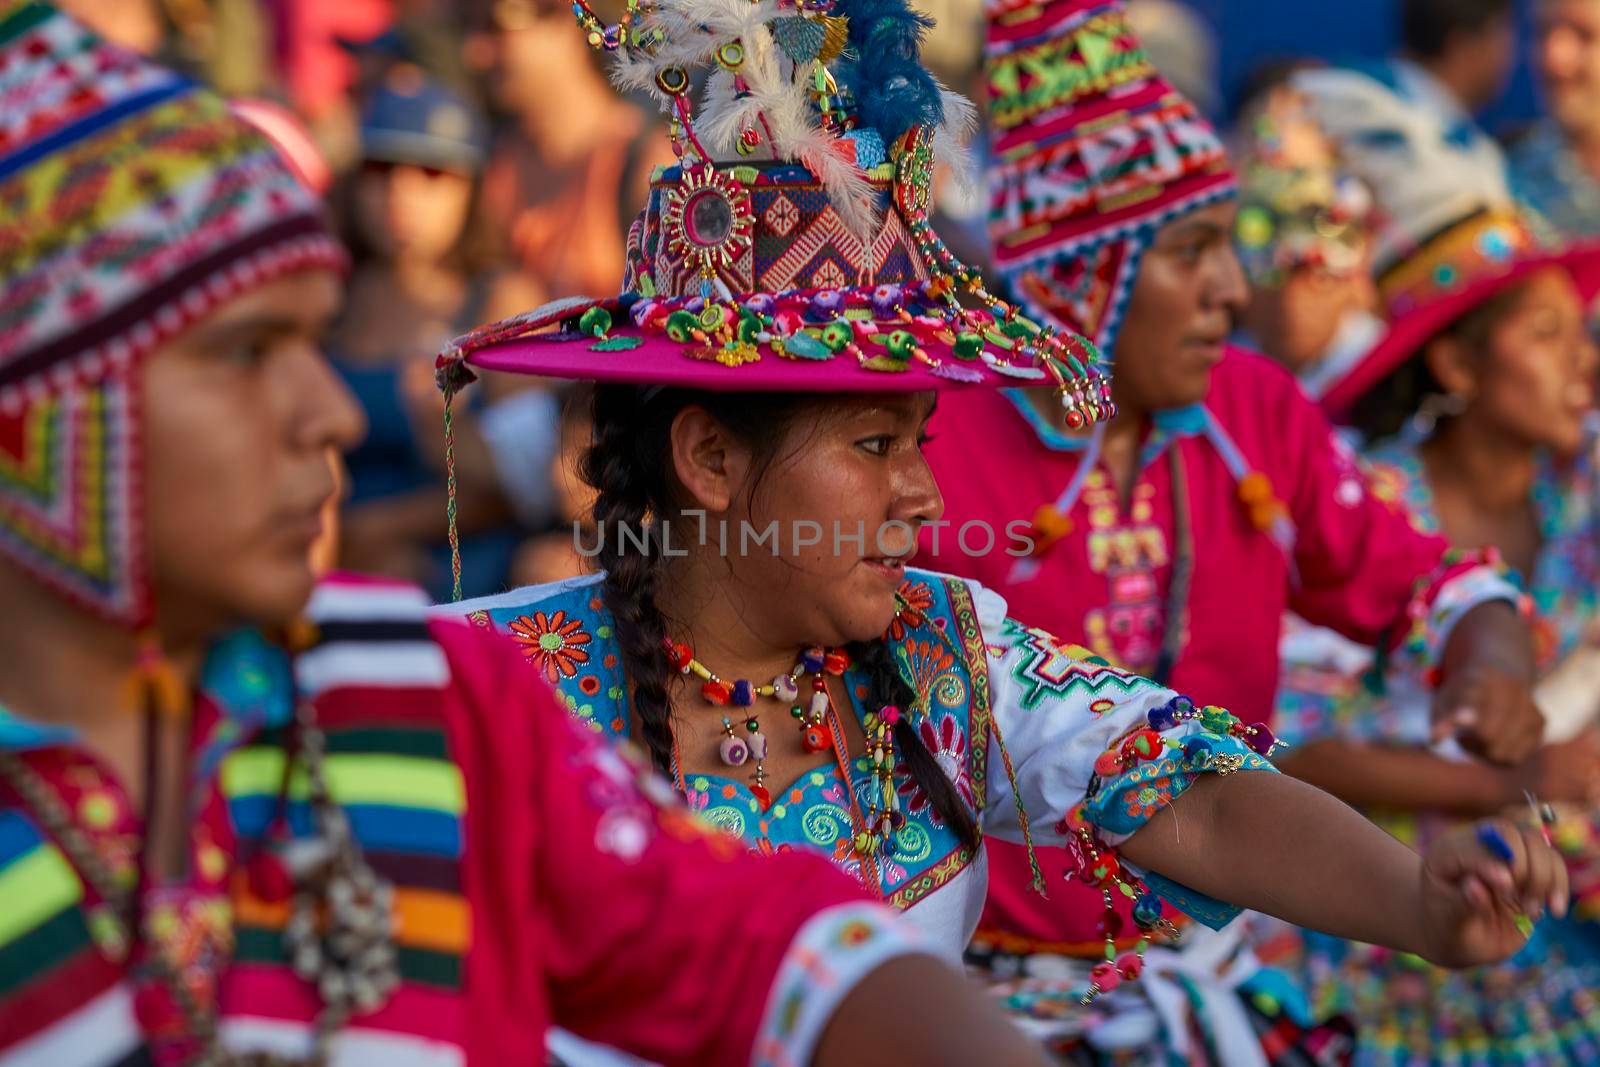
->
xmin=833 ymin=0 xmax=944 ymax=144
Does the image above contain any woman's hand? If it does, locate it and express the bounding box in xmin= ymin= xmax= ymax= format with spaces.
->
xmin=1433 ymin=603 xmax=1543 ymax=764
xmin=1416 ymin=818 xmax=1568 ymax=969
xmin=1507 ymin=730 xmax=1600 ymax=807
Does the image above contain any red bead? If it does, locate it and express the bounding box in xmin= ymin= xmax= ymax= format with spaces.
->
xmin=823 ymin=651 xmax=849 ymax=675
xmin=1090 ymin=961 xmax=1122 ymax=992
xmin=1120 ymin=729 xmax=1166 ymax=762
xmin=1116 ymin=953 xmax=1144 ymax=980
xmin=1094 ymin=749 xmax=1125 ymax=777
xmin=1088 ymin=854 xmax=1121 ymax=886
xmin=802 ymin=726 xmax=832 ymax=752
xmin=751 ymin=784 xmax=772 ymax=809
xmin=663 ymin=640 xmax=693 ymax=672
xmin=702 ymin=680 xmax=732 ymax=705
xmin=1096 ymin=910 xmax=1125 ymax=938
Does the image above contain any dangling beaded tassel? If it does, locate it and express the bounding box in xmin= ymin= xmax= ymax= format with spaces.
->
xmin=716 ymin=716 xmax=772 ymax=809
xmin=793 ymin=647 xmax=848 ymax=752
xmin=854 ymin=705 xmax=905 ymax=858
xmin=745 ymin=718 xmax=770 ymax=809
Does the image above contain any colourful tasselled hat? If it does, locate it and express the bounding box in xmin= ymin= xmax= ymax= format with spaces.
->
xmin=1287 ymin=60 xmax=1600 ymax=421
xmin=983 ymin=0 xmax=1236 ymax=358
xmin=435 ymin=0 xmax=1114 ymax=427
xmin=0 ymin=0 xmax=344 ymax=626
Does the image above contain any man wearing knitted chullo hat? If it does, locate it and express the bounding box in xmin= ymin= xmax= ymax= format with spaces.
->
xmin=920 ymin=0 xmax=1548 ymax=1059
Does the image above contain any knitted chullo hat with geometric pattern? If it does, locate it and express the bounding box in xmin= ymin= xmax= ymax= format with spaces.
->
xmin=0 ymin=0 xmax=344 ymax=628
xmin=984 ymin=0 xmax=1235 ymax=359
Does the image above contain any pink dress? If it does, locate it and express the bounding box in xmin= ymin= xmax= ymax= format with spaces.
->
xmin=919 ymin=347 xmax=1515 ymax=950
xmin=0 ymin=575 xmax=918 ymax=1067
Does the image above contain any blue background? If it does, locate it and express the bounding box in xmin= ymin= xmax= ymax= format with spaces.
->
xmin=1188 ymin=0 xmax=1544 ymax=133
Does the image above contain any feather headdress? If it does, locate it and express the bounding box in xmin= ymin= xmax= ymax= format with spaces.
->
xmin=603 ymin=0 xmax=974 ymax=235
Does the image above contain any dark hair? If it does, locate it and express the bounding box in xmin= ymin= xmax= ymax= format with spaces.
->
xmin=1401 ymin=0 xmax=1513 ymax=59
xmin=1346 ymin=281 xmax=1522 ymax=444
xmin=581 ymin=383 xmax=980 ymax=851
xmin=1229 ymin=56 xmax=1323 ymax=125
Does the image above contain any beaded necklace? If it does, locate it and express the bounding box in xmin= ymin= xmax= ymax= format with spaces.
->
xmin=663 ymin=655 xmax=903 ymax=897
xmin=661 ymin=640 xmax=849 ymax=808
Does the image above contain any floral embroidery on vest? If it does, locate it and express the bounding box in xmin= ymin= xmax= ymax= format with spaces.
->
xmin=467 ymin=571 xmax=992 ymax=911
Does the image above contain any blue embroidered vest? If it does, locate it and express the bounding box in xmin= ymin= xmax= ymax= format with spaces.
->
xmin=464 ymin=569 xmax=991 ymax=909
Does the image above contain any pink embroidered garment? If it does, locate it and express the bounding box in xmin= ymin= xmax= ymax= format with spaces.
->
xmin=0 ymin=576 xmax=918 ymax=1067
xmin=918 ymin=348 xmax=1514 ymax=949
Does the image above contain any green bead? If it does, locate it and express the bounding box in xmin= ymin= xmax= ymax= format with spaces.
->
xmin=883 ymin=330 xmax=917 ymax=360
xmin=791 ymin=705 xmax=804 ymax=718
xmin=952 ymin=332 xmax=985 ymax=360
xmin=579 ymin=305 xmax=613 ymax=338
xmin=820 ymin=321 xmax=853 ymax=352
xmin=737 ymin=309 xmax=764 ymax=343
xmin=1118 ymin=882 xmax=1137 ymax=899
xmin=666 ymin=309 xmax=699 ymax=343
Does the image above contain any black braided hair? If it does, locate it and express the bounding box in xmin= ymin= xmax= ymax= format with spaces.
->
xmin=847 ymin=637 xmax=981 ymax=852
xmin=581 ymin=383 xmax=980 ymax=844
xmin=582 ymin=385 xmax=677 ymax=773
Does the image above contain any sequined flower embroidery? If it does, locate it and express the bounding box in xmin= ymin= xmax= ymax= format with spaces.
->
xmin=896 ymin=714 xmax=973 ymax=821
xmin=509 ymin=610 xmax=592 ymax=682
xmin=1124 ymin=776 xmax=1174 ymax=821
xmin=888 ymin=580 xmax=934 ymax=640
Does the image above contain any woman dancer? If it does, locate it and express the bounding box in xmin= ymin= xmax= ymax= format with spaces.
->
xmin=438 ymin=0 xmax=1563 ymax=1060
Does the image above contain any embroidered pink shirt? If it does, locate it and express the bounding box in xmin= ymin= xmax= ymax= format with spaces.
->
xmin=919 ymin=348 xmax=1514 ymax=950
xmin=0 ymin=576 xmax=919 ymax=1067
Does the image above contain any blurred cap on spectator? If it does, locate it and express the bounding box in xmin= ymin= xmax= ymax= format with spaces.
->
xmin=233 ymin=97 xmax=335 ymax=195
xmin=359 ymin=66 xmax=489 ymax=174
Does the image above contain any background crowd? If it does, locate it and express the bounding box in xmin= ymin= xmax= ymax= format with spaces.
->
xmin=45 ymin=0 xmax=1600 ymax=603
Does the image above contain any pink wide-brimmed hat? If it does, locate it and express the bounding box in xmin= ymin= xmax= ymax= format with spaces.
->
xmin=436 ymin=0 xmax=1113 ymax=426
xmin=1319 ymin=211 xmax=1600 ymax=421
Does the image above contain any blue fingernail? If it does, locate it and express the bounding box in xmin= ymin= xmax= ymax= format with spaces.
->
xmin=1477 ymin=823 xmax=1515 ymax=862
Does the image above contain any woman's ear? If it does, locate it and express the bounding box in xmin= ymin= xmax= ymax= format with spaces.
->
xmin=669 ymin=406 xmax=750 ymax=513
xmin=1422 ymin=332 xmax=1478 ymax=403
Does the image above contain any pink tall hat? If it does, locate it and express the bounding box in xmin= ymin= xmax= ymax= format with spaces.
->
xmin=984 ymin=0 xmax=1236 ymax=359
xmin=0 ymin=0 xmax=344 ymax=627
xmin=436 ymin=0 xmax=1114 ymax=428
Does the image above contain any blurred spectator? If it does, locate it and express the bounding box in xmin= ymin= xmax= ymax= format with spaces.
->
xmin=1296 ymin=0 xmax=1515 ymax=275
xmin=55 ymin=0 xmax=161 ymax=53
xmin=508 ymin=387 xmax=598 ymax=588
xmin=330 ymin=68 xmax=551 ymax=601
xmin=1509 ymin=0 xmax=1600 ymax=237
xmin=1232 ymin=63 xmax=1383 ymax=393
xmin=1400 ymin=0 xmax=1518 ymax=116
xmin=1126 ymin=0 xmax=1221 ymax=117
xmin=473 ymin=0 xmax=674 ymax=300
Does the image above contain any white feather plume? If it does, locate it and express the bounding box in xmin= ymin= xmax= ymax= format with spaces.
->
xmin=932 ymin=85 xmax=981 ymax=198
xmin=608 ymin=0 xmax=882 ymax=235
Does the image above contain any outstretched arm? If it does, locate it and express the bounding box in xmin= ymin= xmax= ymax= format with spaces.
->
xmin=1276 ymin=739 xmax=1512 ymax=817
xmin=1118 ymin=770 xmax=1566 ymax=969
